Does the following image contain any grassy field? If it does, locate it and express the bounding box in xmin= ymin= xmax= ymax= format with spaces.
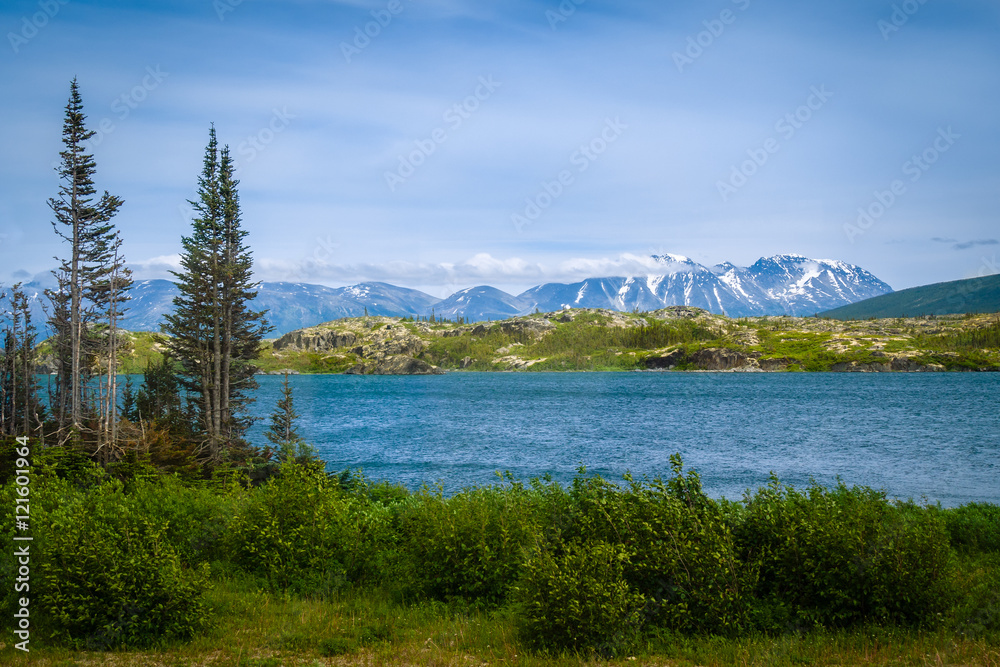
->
xmin=4 ymin=578 xmax=999 ymax=666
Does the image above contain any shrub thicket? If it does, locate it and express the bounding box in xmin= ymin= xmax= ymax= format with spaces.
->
xmin=3 ymin=444 xmax=996 ymax=653
xmin=943 ymin=502 xmax=1000 ymax=554
xmin=35 ymin=478 xmax=211 ymax=648
xmin=733 ymin=478 xmax=955 ymax=629
xmin=512 ymin=459 xmax=751 ymax=652
xmin=514 ymin=540 xmax=644 ymax=654
xmin=394 ymin=480 xmax=539 ymax=604
xmin=225 ymin=463 xmax=363 ymax=595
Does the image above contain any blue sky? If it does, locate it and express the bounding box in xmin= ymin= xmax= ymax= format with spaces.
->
xmin=1 ymin=0 xmax=998 ymax=298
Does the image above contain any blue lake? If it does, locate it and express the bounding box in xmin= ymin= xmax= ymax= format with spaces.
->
xmin=245 ymin=372 xmax=1000 ymax=506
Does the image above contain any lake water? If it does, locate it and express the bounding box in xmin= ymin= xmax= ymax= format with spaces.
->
xmin=245 ymin=372 xmax=1000 ymax=507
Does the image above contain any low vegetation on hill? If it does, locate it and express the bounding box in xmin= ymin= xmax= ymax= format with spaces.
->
xmin=252 ymin=307 xmax=1000 ymax=374
xmin=32 ymin=308 xmax=1000 ymax=377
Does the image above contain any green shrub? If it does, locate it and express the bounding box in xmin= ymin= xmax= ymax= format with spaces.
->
xmin=394 ymin=481 xmax=539 ymax=604
xmin=225 ymin=463 xmax=397 ymax=594
xmin=950 ymin=553 xmax=1000 ymax=639
xmin=36 ymin=479 xmax=211 ymax=648
xmin=734 ymin=478 xmax=956 ymax=629
xmin=513 ymin=539 xmax=644 ymax=654
xmin=127 ymin=475 xmax=235 ymax=566
xmin=944 ymin=503 xmax=1000 ymax=554
xmin=555 ymin=462 xmax=751 ymax=634
xmin=225 ymin=463 xmax=354 ymax=594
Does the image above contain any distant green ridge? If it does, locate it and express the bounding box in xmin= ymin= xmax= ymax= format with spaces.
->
xmin=821 ymin=273 xmax=1000 ymax=319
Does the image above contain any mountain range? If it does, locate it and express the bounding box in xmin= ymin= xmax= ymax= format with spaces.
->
xmin=4 ymin=254 xmax=893 ymax=336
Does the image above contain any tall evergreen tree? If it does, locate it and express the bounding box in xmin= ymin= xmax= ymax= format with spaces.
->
xmin=46 ymin=78 xmax=124 ymax=437
xmin=164 ymin=127 xmax=271 ymax=463
xmin=1 ymin=284 xmax=45 ymax=438
xmin=44 ymin=270 xmax=72 ymax=429
xmin=91 ymin=231 xmax=132 ymax=457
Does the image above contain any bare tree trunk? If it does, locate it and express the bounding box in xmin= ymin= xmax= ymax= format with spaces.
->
xmin=70 ymin=176 xmax=81 ymax=431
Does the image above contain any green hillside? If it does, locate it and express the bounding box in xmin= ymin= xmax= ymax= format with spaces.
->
xmin=821 ymin=273 xmax=1000 ymax=320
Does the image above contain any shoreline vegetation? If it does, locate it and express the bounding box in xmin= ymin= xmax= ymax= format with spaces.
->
xmin=65 ymin=307 xmax=1000 ymax=376
xmin=2 ymin=447 xmax=999 ymax=665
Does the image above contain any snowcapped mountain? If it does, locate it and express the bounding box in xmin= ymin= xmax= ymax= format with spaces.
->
xmin=2 ymin=254 xmax=892 ymax=334
xmin=517 ymin=254 xmax=890 ymax=317
xmin=432 ymin=286 xmax=526 ymax=322
xmin=711 ymin=254 xmax=893 ymax=316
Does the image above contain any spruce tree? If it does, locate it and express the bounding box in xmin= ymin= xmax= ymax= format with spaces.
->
xmin=91 ymin=231 xmax=132 ymax=455
xmin=1 ymin=284 xmax=45 ymax=437
xmin=164 ymin=127 xmax=271 ymax=463
xmin=264 ymin=373 xmax=315 ymax=464
xmin=46 ymin=78 xmax=125 ymax=437
xmin=265 ymin=373 xmax=300 ymax=447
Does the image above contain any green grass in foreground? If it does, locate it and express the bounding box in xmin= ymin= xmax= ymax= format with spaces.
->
xmin=3 ymin=578 xmax=999 ymax=666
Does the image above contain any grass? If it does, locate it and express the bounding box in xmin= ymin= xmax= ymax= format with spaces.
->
xmin=3 ymin=578 xmax=998 ymax=666
xmin=254 ymin=342 xmax=361 ymax=374
xmin=118 ymin=331 xmax=167 ymax=374
xmin=421 ymin=314 xmax=724 ymax=372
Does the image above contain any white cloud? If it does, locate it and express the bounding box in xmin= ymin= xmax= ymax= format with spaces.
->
xmin=248 ymin=251 xmax=717 ymax=295
xmin=131 ymin=254 xmax=182 ymax=279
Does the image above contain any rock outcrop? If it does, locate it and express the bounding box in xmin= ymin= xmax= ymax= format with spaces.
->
xmin=345 ymin=356 xmax=444 ymax=375
xmin=644 ymin=348 xmax=955 ymax=372
xmin=273 ymin=329 xmax=357 ymax=352
xmin=645 ymin=348 xmax=686 ymax=369
xmin=688 ymin=348 xmax=752 ymax=371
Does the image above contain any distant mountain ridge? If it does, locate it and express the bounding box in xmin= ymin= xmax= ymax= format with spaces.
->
xmin=4 ymin=253 xmax=894 ymax=335
xmin=821 ymin=273 xmax=1000 ymax=319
